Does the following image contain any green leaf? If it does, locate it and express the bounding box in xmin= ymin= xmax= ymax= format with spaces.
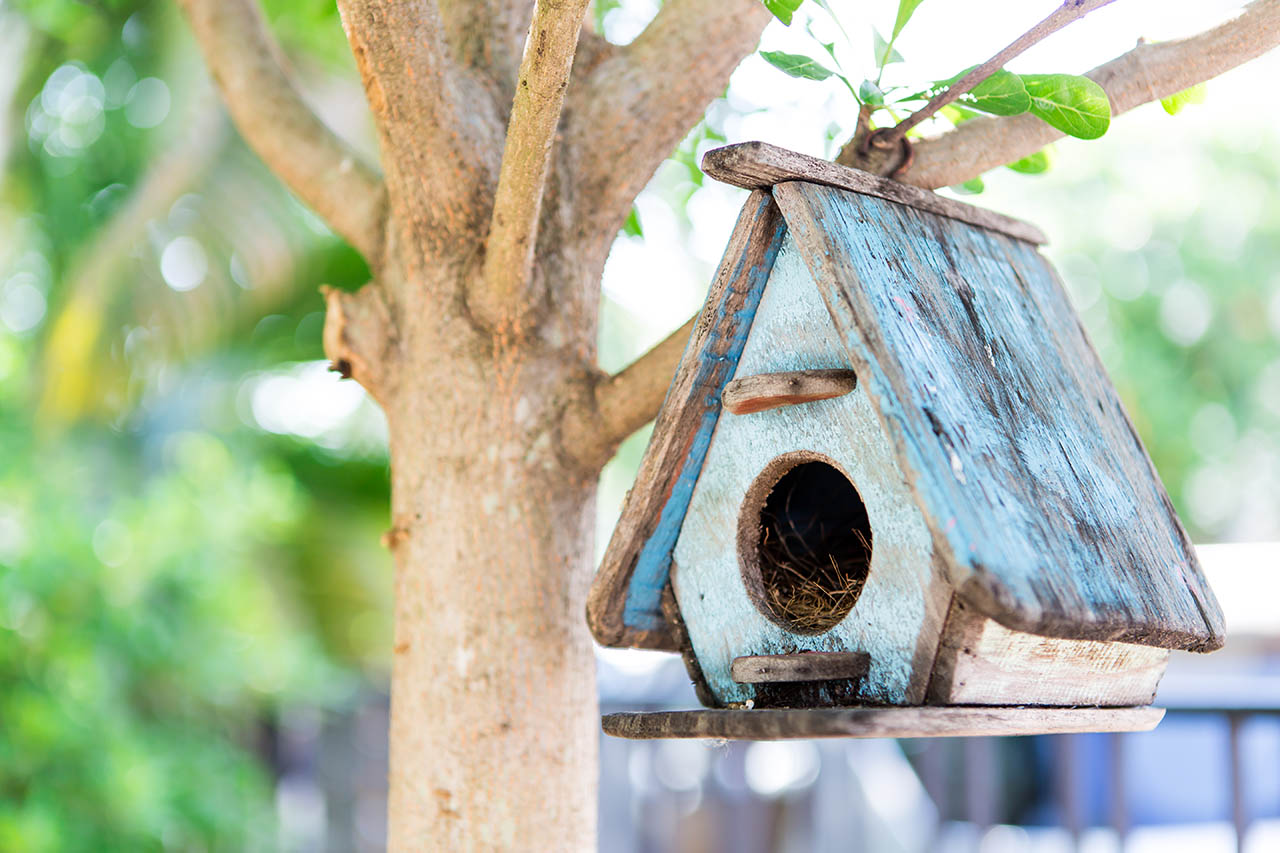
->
xmin=762 ymin=0 xmax=805 ymax=26
xmin=1006 ymin=146 xmax=1054 ymax=174
xmin=958 ymin=69 xmax=1030 ymax=117
xmin=891 ymin=0 xmax=925 ymax=38
xmin=760 ymin=50 xmax=835 ymax=81
xmin=872 ymin=28 xmax=904 ymax=66
xmin=1020 ymin=73 xmax=1111 ymax=139
xmin=859 ymin=79 xmax=885 ymax=107
xmin=1161 ymin=83 xmax=1206 ymax=115
xmin=623 ymin=206 xmax=643 ymax=238
xmin=953 ymin=176 xmax=985 ymax=195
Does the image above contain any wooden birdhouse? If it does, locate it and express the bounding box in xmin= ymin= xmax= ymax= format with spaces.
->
xmin=587 ymin=142 xmax=1225 ymax=741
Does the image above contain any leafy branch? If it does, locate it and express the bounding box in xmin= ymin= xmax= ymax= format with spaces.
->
xmin=885 ymin=0 xmax=1119 ymax=144
xmin=759 ymin=0 xmax=1132 ymax=184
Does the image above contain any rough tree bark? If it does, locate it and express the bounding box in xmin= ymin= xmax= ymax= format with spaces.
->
xmin=177 ymin=0 xmax=1280 ymax=849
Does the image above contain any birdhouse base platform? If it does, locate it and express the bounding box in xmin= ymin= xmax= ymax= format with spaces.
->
xmin=602 ymin=705 xmax=1164 ymax=740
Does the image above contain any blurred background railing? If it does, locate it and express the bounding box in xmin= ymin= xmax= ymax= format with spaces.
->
xmin=252 ymin=544 xmax=1280 ymax=853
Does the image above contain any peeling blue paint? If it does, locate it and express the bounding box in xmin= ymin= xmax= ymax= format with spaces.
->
xmin=621 ymin=195 xmax=786 ymax=632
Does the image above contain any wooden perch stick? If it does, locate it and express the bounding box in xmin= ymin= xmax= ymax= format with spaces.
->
xmin=178 ymin=0 xmax=386 ymax=262
xmin=721 ymin=369 xmax=858 ymax=415
xmin=731 ymin=651 xmax=871 ymax=684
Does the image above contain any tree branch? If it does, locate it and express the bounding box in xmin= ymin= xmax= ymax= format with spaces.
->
xmin=322 ymin=282 xmax=398 ymax=403
xmin=566 ymin=0 xmax=771 ymax=251
xmin=840 ymin=0 xmax=1280 ymax=187
xmin=337 ymin=0 xmax=506 ymax=265
xmin=438 ymin=0 xmax=533 ymax=85
xmin=886 ymin=0 xmax=1117 ymax=143
xmin=470 ymin=0 xmax=594 ymax=330
xmin=560 ymin=317 xmax=695 ymax=472
xmin=178 ymin=0 xmax=386 ymax=263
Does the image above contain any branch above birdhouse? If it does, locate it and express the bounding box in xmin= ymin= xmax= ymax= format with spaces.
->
xmin=840 ymin=0 xmax=1280 ymax=187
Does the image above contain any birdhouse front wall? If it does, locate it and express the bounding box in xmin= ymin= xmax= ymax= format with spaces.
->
xmin=671 ymin=230 xmax=952 ymax=708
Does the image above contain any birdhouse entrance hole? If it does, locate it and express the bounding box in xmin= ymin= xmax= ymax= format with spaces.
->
xmin=739 ymin=454 xmax=873 ymax=634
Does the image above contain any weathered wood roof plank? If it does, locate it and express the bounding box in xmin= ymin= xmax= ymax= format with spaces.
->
xmin=703 ymin=141 xmax=1047 ymax=246
xmin=772 ymin=179 xmax=1224 ymax=650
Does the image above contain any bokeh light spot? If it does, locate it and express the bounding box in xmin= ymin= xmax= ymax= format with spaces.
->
xmin=92 ymin=520 xmax=132 ymax=568
xmin=124 ymin=77 xmax=170 ymax=129
xmin=744 ymin=741 xmax=820 ymax=797
xmin=102 ymin=58 xmax=136 ymax=109
xmin=160 ymin=236 xmax=208 ymax=292
xmin=0 ymin=274 xmax=48 ymax=333
xmin=1189 ymin=403 xmax=1237 ymax=459
xmin=247 ymin=361 xmax=373 ymax=449
xmin=1185 ymin=463 xmax=1237 ymax=531
xmin=1159 ymin=280 xmax=1212 ymax=346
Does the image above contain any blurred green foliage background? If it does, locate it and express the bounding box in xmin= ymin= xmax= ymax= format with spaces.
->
xmin=2 ymin=0 xmax=1277 ymax=849
xmin=2 ymin=1 xmax=392 ymax=848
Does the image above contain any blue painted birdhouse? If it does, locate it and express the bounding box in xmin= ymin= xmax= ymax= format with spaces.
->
xmin=587 ymin=143 xmax=1224 ymax=740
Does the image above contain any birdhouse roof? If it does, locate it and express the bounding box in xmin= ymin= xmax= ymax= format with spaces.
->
xmin=587 ymin=142 xmax=1224 ymax=655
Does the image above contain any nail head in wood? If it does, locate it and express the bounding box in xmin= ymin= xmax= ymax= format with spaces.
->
xmin=731 ymin=650 xmax=871 ymax=684
xmin=721 ymin=369 xmax=858 ymax=415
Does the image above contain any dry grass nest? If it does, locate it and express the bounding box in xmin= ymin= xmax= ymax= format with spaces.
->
xmin=758 ymin=510 xmax=872 ymax=634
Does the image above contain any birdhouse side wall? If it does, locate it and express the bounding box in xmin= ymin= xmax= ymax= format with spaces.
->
xmin=927 ymin=598 xmax=1169 ymax=706
xmin=672 ymin=230 xmax=952 ymax=707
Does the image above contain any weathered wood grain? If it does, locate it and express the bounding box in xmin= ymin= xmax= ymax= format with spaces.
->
xmin=721 ymin=368 xmax=858 ymax=415
xmin=602 ymin=705 xmax=1165 ymax=740
xmin=671 ymin=234 xmax=951 ymax=707
xmin=731 ymin=651 xmax=871 ymax=684
xmin=928 ymin=599 xmax=1169 ymax=706
xmin=703 ymin=142 xmax=1047 ymax=246
xmin=772 ymin=180 xmax=1224 ymax=651
xmin=661 ymin=566 xmax=719 ymax=709
xmin=587 ymin=190 xmax=786 ymax=650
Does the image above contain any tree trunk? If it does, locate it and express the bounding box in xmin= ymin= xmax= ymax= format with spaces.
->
xmin=375 ymin=251 xmax=603 ymax=850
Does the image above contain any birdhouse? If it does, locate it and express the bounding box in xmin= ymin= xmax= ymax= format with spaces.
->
xmin=587 ymin=142 xmax=1225 ymax=741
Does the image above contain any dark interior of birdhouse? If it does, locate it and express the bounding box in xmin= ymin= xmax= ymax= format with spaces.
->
xmin=742 ymin=458 xmax=873 ymax=634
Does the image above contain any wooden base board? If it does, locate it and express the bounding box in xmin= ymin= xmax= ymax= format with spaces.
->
xmin=602 ymin=706 xmax=1164 ymax=740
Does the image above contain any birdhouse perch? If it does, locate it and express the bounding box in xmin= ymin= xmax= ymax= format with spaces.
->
xmin=587 ymin=142 xmax=1224 ymax=741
